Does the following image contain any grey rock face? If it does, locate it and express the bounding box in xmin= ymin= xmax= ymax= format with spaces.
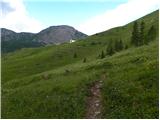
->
xmin=35 ymin=25 xmax=87 ymax=44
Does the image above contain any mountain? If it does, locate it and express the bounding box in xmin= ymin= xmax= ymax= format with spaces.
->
xmin=35 ymin=25 xmax=87 ymax=44
xmin=1 ymin=25 xmax=87 ymax=53
xmin=1 ymin=28 xmax=16 ymax=37
xmin=1 ymin=28 xmax=43 ymax=53
xmin=1 ymin=28 xmax=38 ymax=42
xmin=2 ymin=10 xmax=159 ymax=119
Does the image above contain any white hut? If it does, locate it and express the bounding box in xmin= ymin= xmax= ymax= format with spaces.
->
xmin=70 ymin=39 xmax=76 ymax=43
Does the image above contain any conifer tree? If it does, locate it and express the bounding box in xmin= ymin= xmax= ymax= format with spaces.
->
xmin=140 ymin=21 xmax=145 ymax=45
xmin=107 ymin=40 xmax=115 ymax=56
xmin=146 ymin=25 xmax=156 ymax=44
xmin=83 ymin=58 xmax=87 ymax=63
xmin=115 ymin=39 xmax=123 ymax=52
xmin=115 ymin=40 xmax=120 ymax=51
xmin=125 ymin=45 xmax=128 ymax=49
xmin=101 ymin=50 xmax=105 ymax=59
xmin=119 ymin=39 xmax=123 ymax=50
xmin=131 ymin=21 xmax=140 ymax=46
xmin=73 ymin=52 xmax=77 ymax=58
xmin=107 ymin=45 xmax=114 ymax=56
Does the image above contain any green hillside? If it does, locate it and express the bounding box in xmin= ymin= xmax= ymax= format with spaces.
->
xmin=2 ymin=10 xmax=159 ymax=118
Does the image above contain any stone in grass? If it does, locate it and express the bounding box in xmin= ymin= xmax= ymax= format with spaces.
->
xmin=95 ymin=111 xmax=101 ymax=115
xmin=41 ymin=74 xmax=50 ymax=80
xmin=95 ymin=100 xmax=100 ymax=103
xmin=99 ymin=80 xmax=103 ymax=83
xmin=95 ymin=103 xmax=99 ymax=107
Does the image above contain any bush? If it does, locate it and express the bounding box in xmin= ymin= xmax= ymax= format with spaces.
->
xmin=100 ymin=50 xmax=105 ymax=59
xmin=83 ymin=58 xmax=87 ymax=63
xmin=73 ymin=53 xmax=77 ymax=58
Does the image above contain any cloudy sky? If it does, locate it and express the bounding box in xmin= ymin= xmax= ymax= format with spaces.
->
xmin=1 ymin=0 xmax=159 ymax=35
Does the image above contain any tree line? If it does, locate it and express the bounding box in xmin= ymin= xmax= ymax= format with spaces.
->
xmin=131 ymin=21 xmax=156 ymax=46
xmin=73 ymin=21 xmax=157 ymax=61
xmin=99 ymin=21 xmax=157 ymax=59
xmin=99 ymin=39 xmax=126 ymax=59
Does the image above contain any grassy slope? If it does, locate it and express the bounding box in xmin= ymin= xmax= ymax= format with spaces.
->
xmin=2 ymin=10 xmax=159 ymax=118
xmin=102 ymin=40 xmax=159 ymax=118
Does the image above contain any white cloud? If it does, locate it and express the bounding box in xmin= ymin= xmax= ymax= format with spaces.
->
xmin=0 ymin=0 xmax=44 ymax=33
xmin=76 ymin=0 xmax=159 ymax=35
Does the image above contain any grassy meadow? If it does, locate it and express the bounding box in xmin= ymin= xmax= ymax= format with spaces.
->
xmin=1 ymin=10 xmax=159 ymax=118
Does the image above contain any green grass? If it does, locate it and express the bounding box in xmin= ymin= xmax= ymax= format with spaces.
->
xmin=101 ymin=41 xmax=159 ymax=118
xmin=2 ymin=70 xmax=99 ymax=118
xmin=1 ymin=10 xmax=159 ymax=118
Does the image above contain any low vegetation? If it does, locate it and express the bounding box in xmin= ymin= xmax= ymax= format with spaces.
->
xmin=2 ymin=10 xmax=159 ymax=118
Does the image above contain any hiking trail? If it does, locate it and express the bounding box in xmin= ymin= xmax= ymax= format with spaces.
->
xmin=85 ymin=74 xmax=106 ymax=119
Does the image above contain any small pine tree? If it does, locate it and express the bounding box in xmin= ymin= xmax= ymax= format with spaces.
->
xmin=115 ymin=39 xmax=123 ymax=52
xmin=101 ymin=50 xmax=105 ymax=59
xmin=125 ymin=45 xmax=128 ymax=49
xmin=106 ymin=40 xmax=115 ymax=56
xmin=73 ymin=52 xmax=77 ymax=58
xmin=146 ymin=25 xmax=156 ymax=44
xmin=107 ymin=46 xmax=114 ymax=56
xmin=119 ymin=39 xmax=123 ymax=50
xmin=83 ymin=58 xmax=87 ymax=63
xmin=115 ymin=40 xmax=120 ymax=51
xmin=140 ymin=21 xmax=145 ymax=45
xmin=131 ymin=21 xmax=140 ymax=46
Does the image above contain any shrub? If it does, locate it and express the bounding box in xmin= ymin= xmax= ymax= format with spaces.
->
xmin=83 ymin=58 xmax=87 ymax=63
xmin=73 ymin=52 xmax=77 ymax=58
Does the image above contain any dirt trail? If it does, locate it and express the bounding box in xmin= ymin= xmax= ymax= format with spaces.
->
xmin=85 ymin=80 xmax=103 ymax=119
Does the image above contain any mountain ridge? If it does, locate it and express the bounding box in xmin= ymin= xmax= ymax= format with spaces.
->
xmin=35 ymin=25 xmax=87 ymax=44
xmin=1 ymin=25 xmax=88 ymax=53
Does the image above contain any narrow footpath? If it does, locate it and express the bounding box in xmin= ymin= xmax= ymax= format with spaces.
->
xmin=85 ymin=80 xmax=103 ymax=119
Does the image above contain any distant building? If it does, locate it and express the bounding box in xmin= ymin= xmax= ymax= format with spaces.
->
xmin=70 ymin=39 xmax=76 ymax=43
